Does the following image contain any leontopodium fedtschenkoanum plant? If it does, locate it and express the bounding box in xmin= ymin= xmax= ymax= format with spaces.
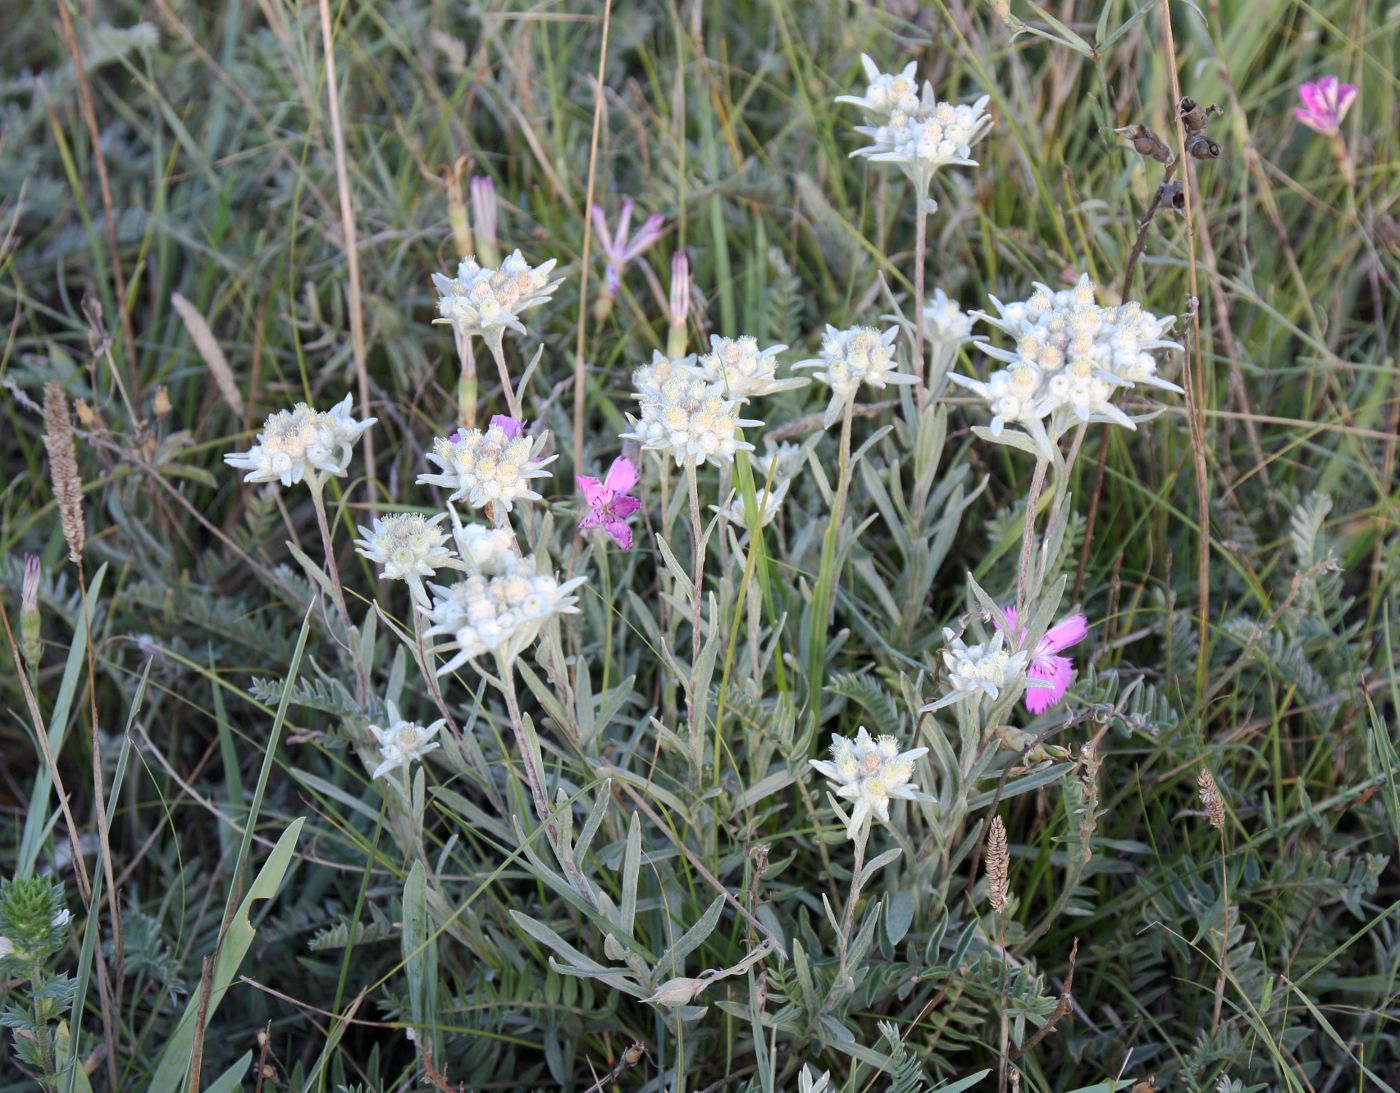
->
xmin=838 ymin=55 xmax=993 ymax=200
xmin=1295 ymin=75 xmax=1358 ymax=135
xmin=353 ymin=512 xmax=458 ymax=606
xmin=809 ymin=727 xmax=931 ymax=838
xmin=223 ymin=394 xmax=376 ymax=488
xmin=576 ymin=456 xmax=641 ymax=551
xmin=621 ymin=367 xmax=761 ymax=468
xmin=992 ymin=607 xmax=1088 ymax=714
xmin=591 ymin=198 xmax=664 ymax=300
xmin=953 ymin=273 xmax=1183 ymax=457
xmin=432 ymin=250 xmax=562 ymax=346
xmin=797 ymin=324 xmax=917 ymax=427
xmin=417 ymin=415 xmax=555 ymax=515
xmin=923 ymin=627 xmax=1031 ymax=712
xmin=693 ymin=334 xmax=804 ymax=399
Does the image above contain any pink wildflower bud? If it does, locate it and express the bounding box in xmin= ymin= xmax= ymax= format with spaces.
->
xmin=469 ymin=176 xmax=500 ymax=267
xmin=667 ymin=252 xmax=691 ymax=358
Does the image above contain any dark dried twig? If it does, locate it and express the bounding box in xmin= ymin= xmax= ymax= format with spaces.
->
xmin=1009 ymin=937 xmax=1079 ymax=1061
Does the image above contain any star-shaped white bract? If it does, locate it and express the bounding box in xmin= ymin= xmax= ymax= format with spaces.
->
xmin=368 ymin=701 xmax=445 ymax=780
xmin=809 ymin=727 xmax=930 ymax=838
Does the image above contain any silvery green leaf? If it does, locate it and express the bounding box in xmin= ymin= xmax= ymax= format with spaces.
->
xmin=740 ymin=769 xmax=793 ymax=808
xmin=886 ymin=889 xmax=914 ymax=946
xmin=655 ymin=535 xmax=695 ymax=603
xmin=967 ymin=762 xmax=1074 ymax=809
xmin=972 ymin=425 xmax=1042 ymax=456
xmin=573 ymin=781 xmax=611 ymax=862
xmin=621 ymin=811 xmax=641 ymax=936
xmin=861 ymin=846 xmax=902 ymax=885
xmin=654 ymin=894 xmax=724 ymax=979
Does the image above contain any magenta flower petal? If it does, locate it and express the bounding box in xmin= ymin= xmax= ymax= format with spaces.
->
xmin=1025 ymin=656 xmax=1073 ymax=714
xmin=601 ymin=516 xmax=634 ymax=551
xmin=603 ymin=455 xmax=639 ymax=495
xmin=490 ymin=414 xmax=523 ymax=439
xmin=576 ymin=474 xmax=607 ymax=508
xmin=1040 ymin=613 xmax=1088 ymax=654
xmin=610 ymin=494 xmax=642 ymax=518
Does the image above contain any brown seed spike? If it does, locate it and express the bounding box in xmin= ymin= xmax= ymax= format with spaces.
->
xmin=1197 ymin=768 xmax=1226 ymax=830
xmin=42 ymin=381 xmax=86 ymax=564
xmin=986 ymin=815 xmax=1010 ymax=911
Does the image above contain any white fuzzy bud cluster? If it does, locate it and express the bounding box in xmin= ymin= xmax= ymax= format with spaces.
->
xmin=418 ymin=420 xmax=555 ymax=512
xmin=952 ymin=273 xmax=1183 ymax=455
xmin=693 ymin=335 xmax=803 ymax=399
xmin=808 ymin=726 xmax=930 ymax=838
xmin=432 ymin=250 xmax=562 ymax=343
xmin=621 ymin=364 xmax=761 ymax=469
xmin=224 ymin=394 xmax=376 ymax=488
xmin=923 ymin=628 xmax=1030 ymax=711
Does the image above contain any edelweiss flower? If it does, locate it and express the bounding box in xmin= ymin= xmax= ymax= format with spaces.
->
xmin=451 ymin=519 xmax=518 ymax=576
xmin=952 ymin=274 xmax=1183 ymax=456
xmin=713 ymin=478 xmax=788 ymax=531
xmin=224 ymin=394 xmax=376 ymax=488
xmin=923 ymin=628 xmax=1030 ymax=711
xmin=418 ymin=418 xmax=556 ymax=512
xmin=797 ymin=325 xmax=916 ymax=425
xmin=839 ymin=55 xmax=993 ymax=195
xmin=422 ymin=556 xmax=586 ymax=673
xmin=354 ymin=513 xmax=456 ymax=589
xmin=694 ymin=335 xmax=804 ymax=399
xmin=809 ymin=727 xmax=930 ymax=838
xmin=923 ymin=287 xmax=978 ymax=350
xmin=621 ymin=373 xmax=761 ymax=468
xmin=368 ymin=701 xmax=445 ymax=780
xmin=432 ymin=250 xmax=563 ymax=344
xmin=992 ymin=607 xmax=1088 ymax=714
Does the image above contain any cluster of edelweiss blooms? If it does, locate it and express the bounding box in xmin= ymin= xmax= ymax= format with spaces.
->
xmin=218 ymin=56 xmax=1180 ymax=872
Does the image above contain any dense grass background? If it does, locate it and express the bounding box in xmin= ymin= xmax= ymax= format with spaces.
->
xmin=2 ymin=0 xmax=1398 ymax=1089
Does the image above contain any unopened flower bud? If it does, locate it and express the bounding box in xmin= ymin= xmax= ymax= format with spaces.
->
xmin=647 ymin=976 xmax=705 ymax=1008
xmin=153 ymin=385 xmax=172 ymax=419
xmin=1114 ymin=124 xmax=1171 ymax=164
xmin=667 ymin=252 xmax=691 ymax=358
xmin=20 ymin=554 xmax=41 ymax=670
xmin=469 ymin=176 xmax=500 ymax=268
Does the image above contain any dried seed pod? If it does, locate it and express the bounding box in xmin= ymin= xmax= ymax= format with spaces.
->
xmin=1114 ymin=123 xmax=1172 ymax=164
xmin=986 ymin=815 xmax=1010 ymax=912
xmin=1160 ymin=179 xmax=1187 ymax=215
xmin=1178 ymin=97 xmax=1222 ymax=133
xmin=1186 ymin=132 xmax=1221 ymax=160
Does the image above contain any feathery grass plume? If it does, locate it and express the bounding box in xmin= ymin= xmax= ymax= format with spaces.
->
xmin=42 ymin=382 xmax=85 ymax=563
xmin=1198 ymin=767 xmax=1226 ymax=829
xmin=986 ymin=815 xmax=1010 ymax=911
xmin=170 ymin=292 xmax=244 ymax=416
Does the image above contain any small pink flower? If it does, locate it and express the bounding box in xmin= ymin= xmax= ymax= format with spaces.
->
xmin=993 ymin=607 xmax=1088 ymax=715
xmin=577 ymin=456 xmax=641 ymax=551
xmin=591 ymin=200 xmax=664 ymax=299
xmin=1295 ymin=75 xmax=1357 ymax=135
xmin=490 ymin=414 xmax=523 ymax=439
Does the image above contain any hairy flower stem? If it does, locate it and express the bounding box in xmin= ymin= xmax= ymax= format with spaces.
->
xmin=496 ymin=660 xmax=597 ymax=908
xmin=454 ymin=328 xmax=478 ymax=428
xmin=685 ymin=462 xmax=706 ymax=772
xmin=487 ymin=337 xmax=521 ymax=420
xmin=306 ymin=476 xmax=368 ymax=703
xmin=806 ymin=401 xmax=855 ymax=724
xmin=836 ymin=821 xmax=869 ymax=988
xmin=1016 ymin=457 xmax=1049 ymax=619
xmin=913 ymin=199 xmax=930 ymax=417
xmin=1210 ymin=824 xmax=1230 ymax=1036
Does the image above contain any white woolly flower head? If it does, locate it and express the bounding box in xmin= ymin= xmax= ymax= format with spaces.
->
xmin=451 ymin=519 xmax=518 ymax=577
xmin=417 ymin=420 xmax=556 ymax=512
xmin=752 ymin=442 xmax=806 ymax=482
xmin=951 ymin=274 xmax=1183 ymax=456
xmin=797 ymin=324 xmax=916 ymax=425
xmin=923 ymin=287 xmax=978 ymax=349
xmin=224 ymin=394 xmax=376 ymax=488
xmin=422 ymin=556 xmax=586 ymax=674
xmin=621 ymin=373 xmax=761 ymax=469
xmin=432 ymin=249 xmax=563 ymax=343
xmin=838 ymin=55 xmax=993 ymax=195
xmin=694 ymin=335 xmax=804 ymax=399
xmin=809 ymin=726 xmax=930 ymax=838
xmin=923 ymin=628 xmax=1031 ymax=711
xmin=367 ymin=700 xmax=445 ymax=781
xmin=354 ymin=512 xmax=456 ymax=588
xmin=712 ymin=478 xmax=789 ymax=532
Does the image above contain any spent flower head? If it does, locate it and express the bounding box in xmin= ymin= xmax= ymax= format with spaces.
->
xmin=432 ymin=250 xmax=563 ymax=345
xmin=367 ymin=700 xmax=445 ymax=781
xmin=953 ymin=274 xmax=1183 ymax=456
xmin=224 ymin=394 xmax=375 ymax=488
xmin=810 ymin=727 xmax=930 ymax=838
xmin=923 ymin=627 xmax=1030 ymax=711
xmin=622 ymin=370 xmax=761 ymax=469
xmin=423 ymin=556 xmax=585 ymax=674
xmin=419 ymin=417 xmax=556 ymax=512
xmin=1295 ymin=75 xmax=1358 ymax=136
xmin=694 ymin=335 xmax=803 ymax=399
